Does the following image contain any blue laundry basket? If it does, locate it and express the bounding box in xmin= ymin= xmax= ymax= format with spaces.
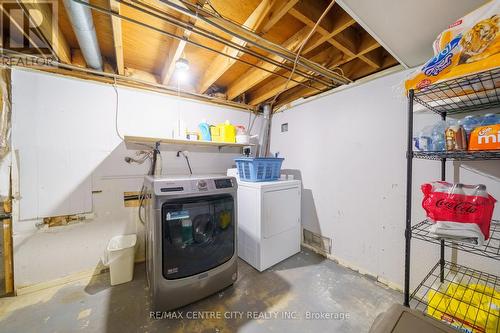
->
xmin=235 ymin=157 xmax=284 ymax=182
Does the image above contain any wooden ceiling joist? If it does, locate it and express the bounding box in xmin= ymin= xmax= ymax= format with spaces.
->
xmin=302 ymin=10 xmax=356 ymax=54
xmin=226 ymin=2 xmax=360 ymax=101
xmin=359 ymin=48 xmax=383 ymax=69
xmin=274 ymin=80 xmax=324 ymax=109
xmin=275 ymin=52 xmax=399 ymax=109
xmin=159 ymin=0 xmax=197 ymax=85
xmin=18 ymin=1 xmax=71 ymax=64
xmin=196 ymin=0 xmax=275 ymax=94
xmin=109 ymin=0 xmax=124 ymax=75
xmin=260 ymin=0 xmax=300 ymax=34
xmin=290 ymin=7 xmax=355 ymax=56
xmin=249 ymin=46 xmax=343 ymax=105
xmin=9 ymin=0 xmax=400 ymax=110
xmin=289 ymin=0 xmax=380 ymax=70
xmin=226 ymin=26 xmax=311 ymax=101
xmin=160 ymin=26 xmax=189 ymax=85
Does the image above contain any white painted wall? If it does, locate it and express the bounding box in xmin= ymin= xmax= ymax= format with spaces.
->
xmin=270 ymin=69 xmax=500 ymax=291
xmin=11 ymin=68 xmax=261 ymax=288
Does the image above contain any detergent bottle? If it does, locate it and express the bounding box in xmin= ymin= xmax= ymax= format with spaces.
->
xmin=210 ymin=120 xmax=236 ymax=143
xmin=198 ymin=120 xmax=211 ymax=141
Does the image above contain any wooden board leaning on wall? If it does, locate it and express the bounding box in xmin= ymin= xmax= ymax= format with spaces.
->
xmin=3 ymin=200 xmax=13 ymax=295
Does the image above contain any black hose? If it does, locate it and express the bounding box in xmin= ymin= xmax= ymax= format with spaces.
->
xmin=177 ymin=151 xmax=193 ymax=175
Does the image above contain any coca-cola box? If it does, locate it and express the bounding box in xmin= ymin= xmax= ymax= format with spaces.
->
xmin=421 ymin=182 xmax=497 ymax=239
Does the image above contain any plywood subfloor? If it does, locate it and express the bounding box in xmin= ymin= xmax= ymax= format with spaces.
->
xmin=0 ymin=248 xmax=401 ymax=332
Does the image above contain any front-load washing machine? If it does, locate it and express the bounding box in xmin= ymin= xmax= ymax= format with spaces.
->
xmin=143 ymin=175 xmax=238 ymax=311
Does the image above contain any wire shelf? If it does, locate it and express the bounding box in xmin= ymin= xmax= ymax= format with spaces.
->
xmin=412 ymin=220 xmax=500 ymax=261
xmin=410 ymin=261 xmax=500 ymax=333
xmin=412 ymin=150 xmax=500 ymax=160
xmin=413 ymin=68 xmax=500 ymax=116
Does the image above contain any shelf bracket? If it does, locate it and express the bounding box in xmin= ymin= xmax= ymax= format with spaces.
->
xmin=405 ymin=228 xmax=412 ymax=240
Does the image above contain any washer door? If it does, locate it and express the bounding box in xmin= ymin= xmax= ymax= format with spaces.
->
xmin=161 ymin=194 xmax=235 ymax=279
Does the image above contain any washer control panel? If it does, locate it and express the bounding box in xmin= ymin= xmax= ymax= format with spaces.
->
xmin=214 ymin=178 xmax=233 ymax=189
xmin=153 ymin=177 xmax=235 ymax=195
xmin=196 ymin=180 xmax=208 ymax=191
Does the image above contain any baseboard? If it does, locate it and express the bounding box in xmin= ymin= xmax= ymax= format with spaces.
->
xmin=15 ymin=257 xmax=146 ymax=296
xmin=301 ymin=243 xmax=403 ymax=292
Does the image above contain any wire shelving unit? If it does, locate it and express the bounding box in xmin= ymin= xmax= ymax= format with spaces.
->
xmin=404 ymin=68 xmax=500 ymax=332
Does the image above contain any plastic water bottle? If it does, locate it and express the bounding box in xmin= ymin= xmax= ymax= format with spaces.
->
xmin=415 ymin=126 xmax=433 ymax=151
xmin=451 ymin=183 xmax=466 ymax=196
xmin=480 ymin=113 xmax=500 ymax=126
xmin=431 ymin=121 xmax=446 ymax=151
xmin=472 ymin=184 xmax=489 ymax=198
xmin=459 ymin=115 xmax=480 ymax=140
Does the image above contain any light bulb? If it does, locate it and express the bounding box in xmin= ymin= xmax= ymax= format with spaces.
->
xmin=175 ymin=58 xmax=189 ymax=71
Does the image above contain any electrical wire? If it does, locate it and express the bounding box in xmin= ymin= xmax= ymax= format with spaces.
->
xmin=247 ymin=105 xmax=258 ymax=134
xmin=161 ymin=0 xmax=348 ymax=83
xmin=270 ymin=0 xmax=336 ymax=108
xmin=74 ymin=0 xmax=333 ymax=88
xmin=203 ymin=0 xmax=223 ymax=19
xmin=112 ymin=77 xmax=124 ymax=140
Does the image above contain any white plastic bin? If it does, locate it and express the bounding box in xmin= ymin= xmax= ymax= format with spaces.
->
xmin=104 ymin=234 xmax=137 ymax=286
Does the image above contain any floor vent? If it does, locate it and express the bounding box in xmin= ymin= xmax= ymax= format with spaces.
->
xmin=303 ymin=228 xmax=332 ymax=255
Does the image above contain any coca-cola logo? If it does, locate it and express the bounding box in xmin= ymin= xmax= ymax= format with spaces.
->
xmin=435 ymin=199 xmax=478 ymax=214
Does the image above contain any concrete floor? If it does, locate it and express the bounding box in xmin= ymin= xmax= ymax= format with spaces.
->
xmin=0 ymin=248 xmax=401 ymax=333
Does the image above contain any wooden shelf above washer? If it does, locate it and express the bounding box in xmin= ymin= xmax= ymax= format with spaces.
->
xmin=124 ymin=135 xmax=254 ymax=149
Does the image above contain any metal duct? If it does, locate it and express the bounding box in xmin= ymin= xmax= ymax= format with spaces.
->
xmin=63 ymin=0 xmax=103 ymax=70
xmin=258 ymin=103 xmax=272 ymax=157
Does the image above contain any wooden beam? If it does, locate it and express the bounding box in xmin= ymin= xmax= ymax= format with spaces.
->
xmin=272 ymin=53 xmax=399 ymax=109
xmin=160 ymin=26 xmax=190 ymax=85
xmin=3 ymin=202 xmax=13 ymax=294
xmin=290 ymin=0 xmax=336 ymax=33
xmin=248 ymin=47 xmax=342 ymax=105
xmin=289 ymin=2 xmax=381 ymax=68
xmin=109 ymin=0 xmax=124 ymax=75
xmin=197 ymin=0 xmax=274 ymax=94
xmin=302 ymin=10 xmax=355 ymax=54
xmin=274 ymin=81 xmax=324 ymax=109
xmin=125 ymin=67 xmax=160 ymax=84
xmin=249 ymin=34 xmax=386 ymax=106
xmin=159 ymin=0 xmax=197 ymax=85
xmin=290 ymin=7 xmax=356 ymax=56
xmin=358 ymin=48 xmax=383 ymax=69
xmin=227 ymin=4 xmax=355 ymax=101
xmin=260 ymin=0 xmax=299 ymax=34
xmin=226 ymin=26 xmax=311 ymax=100
xmin=71 ymin=49 xmax=87 ymax=68
xmin=18 ymin=1 xmax=71 ymax=63
xmin=327 ymin=32 xmax=382 ymax=70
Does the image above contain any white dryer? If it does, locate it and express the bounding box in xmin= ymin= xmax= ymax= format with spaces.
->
xmin=237 ymin=179 xmax=301 ymax=271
